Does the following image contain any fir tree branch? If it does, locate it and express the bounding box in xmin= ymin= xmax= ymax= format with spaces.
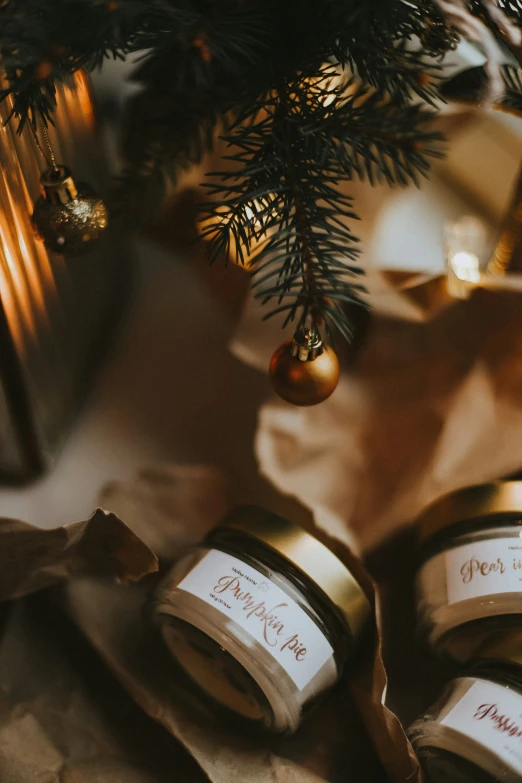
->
xmin=0 ymin=0 xmax=520 ymax=341
xmin=201 ymin=66 xmax=441 ymax=339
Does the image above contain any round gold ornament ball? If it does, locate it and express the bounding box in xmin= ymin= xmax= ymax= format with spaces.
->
xmin=269 ymin=338 xmax=340 ymax=406
xmin=32 ymin=166 xmax=109 ymax=256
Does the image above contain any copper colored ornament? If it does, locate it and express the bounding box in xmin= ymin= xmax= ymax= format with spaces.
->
xmin=269 ymin=327 xmax=340 ymax=406
xmin=32 ymin=166 xmax=109 ymax=256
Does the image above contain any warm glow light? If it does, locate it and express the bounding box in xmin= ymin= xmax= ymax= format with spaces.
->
xmin=243 ymin=198 xmax=272 ymax=233
xmin=450 ymin=251 xmax=480 ymax=283
xmin=445 ymin=215 xmax=488 ymax=300
xmin=199 ymin=197 xmax=274 ymax=268
xmin=305 ymin=67 xmax=345 ymax=108
xmin=319 ymin=74 xmax=340 ymax=107
xmin=244 ymin=204 xmax=256 ymax=223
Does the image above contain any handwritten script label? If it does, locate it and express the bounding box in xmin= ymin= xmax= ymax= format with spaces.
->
xmin=443 ymin=538 xmax=522 ymax=604
xmin=441 ymin=679 xmax=522 ymax=775
xmin=177 ymin=549 xmax=334 ymax=690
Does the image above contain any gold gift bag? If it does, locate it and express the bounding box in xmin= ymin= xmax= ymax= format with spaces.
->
xmin=0 ymin=72 xmax=128 ymax=480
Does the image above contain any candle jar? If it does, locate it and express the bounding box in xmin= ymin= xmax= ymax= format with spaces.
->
xmin=154 ymin=506 xmax=370 ymax=733
xmin=416 ymin=481 xmax=522 ymax=662
xmin=408 ymin=631 xmax=522 ymax=783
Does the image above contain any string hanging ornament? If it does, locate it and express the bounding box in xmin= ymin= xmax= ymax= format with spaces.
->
xmin=30 ymin=117 xmax=109 ymax=256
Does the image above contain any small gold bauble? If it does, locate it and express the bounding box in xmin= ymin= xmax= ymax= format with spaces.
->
xmin=269 ymin=329 xmax=340 ymax=406
xmin=32 ymin=166 xmax=109 ymax=256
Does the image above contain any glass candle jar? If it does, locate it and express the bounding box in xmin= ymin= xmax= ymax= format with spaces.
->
xmin=154 ymin=505 xmax=370 ymax=733
xmin=415 ymin=481 xmax=522 ymax=661
xmin=408 ymin=631 xmax=522 ymax=783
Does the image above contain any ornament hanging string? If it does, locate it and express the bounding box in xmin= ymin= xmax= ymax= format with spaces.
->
xmin=29 ymin=116 xmax=59 ymax=173
xmin=39 ymin=121 xmax=58 ymax=172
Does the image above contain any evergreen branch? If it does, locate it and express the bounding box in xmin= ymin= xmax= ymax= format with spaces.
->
xmin=502 ymin=64 xmax=522 ymax=111
xmin=201 ymin=64 xmax=441 ymax=338
xmin=300 ymin=71 xmax=444 ymax=186
xmin=201 ymin=61 xmax=442 ymax=337
xmin=0 ymin=0 xmax=517 ymax=343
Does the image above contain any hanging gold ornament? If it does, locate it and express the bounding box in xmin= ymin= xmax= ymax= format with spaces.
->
xmin=29 ymin=118 xmax=108 ymax=256
xmin=32 ymin=165 xmax=109 ymax=256
xmin=269 ymin=326 xmax=340 ymax=406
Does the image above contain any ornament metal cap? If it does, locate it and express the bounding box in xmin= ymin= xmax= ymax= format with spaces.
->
xmin=39 ymin=166 xmax=78 ymax=205
xmin=211 ymin=505 xmax=371 ymax=640
xmin=417 ymin=480 xmax=522 ymax=544
xmin=291 ymin=326 xmax=324 ymax=361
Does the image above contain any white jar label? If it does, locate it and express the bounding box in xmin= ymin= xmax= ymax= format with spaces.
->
xmin=441 ymin=679 xmax=522 ymax=775
xmin=443 ymin=538 xmax=522 ymax=604
xmin=177 ymin=549 xmax=334 ymax=691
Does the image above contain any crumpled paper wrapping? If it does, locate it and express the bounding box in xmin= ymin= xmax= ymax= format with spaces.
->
xmin=230 ymin=283 xmax=522 ymax=551
xmin=99 ymin=464 xmax=236 ymax=560
xmin=0 ymin=595 xmax=205 ymax=783
xmin=0 ymin=508 xmax=158 ymax=601
xmin=0 ymin=508 xmax=180 ymax=783
xmin=0 ymin=466 xmax=421 ymax=783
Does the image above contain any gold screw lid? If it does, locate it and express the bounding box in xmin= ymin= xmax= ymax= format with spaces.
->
xmin=211 ymin=505 xmax=371 ymax=640
xmin=417 ymin=481 xmax=522 ymax=544
xmin=475 ymin=630 xmax=522 ymax=669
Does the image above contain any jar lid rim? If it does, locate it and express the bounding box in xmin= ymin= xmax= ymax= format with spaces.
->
xmin=476 ymin=630 xmax=522 ymax=669
xmin=211 ymin=505 xmax=371 ymax=640
xmin=417 ymin=481 xmax=522 ymax=543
